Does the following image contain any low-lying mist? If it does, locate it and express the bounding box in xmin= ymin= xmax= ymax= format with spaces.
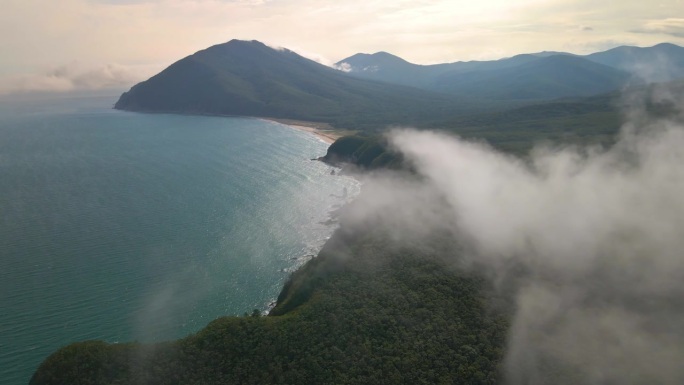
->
xmin=342 ymin=85 xmax=684 ymax=384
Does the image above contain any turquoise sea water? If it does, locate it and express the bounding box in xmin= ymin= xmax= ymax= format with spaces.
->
xmin=0 ymin=91 xmax=358 ymax=385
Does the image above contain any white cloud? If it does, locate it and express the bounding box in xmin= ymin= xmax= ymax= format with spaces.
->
xmin=341 ymin=83 xmax=684 ymax=384
xmin=1 ymin=0 xmax=684 ymax=86
xmin=334 ymin=62 xmax=352 ymax=72
xmin=0 ymin=62 xmax=155 ymax=95
xmin=267 ymin=43 xmax=337 ymax=67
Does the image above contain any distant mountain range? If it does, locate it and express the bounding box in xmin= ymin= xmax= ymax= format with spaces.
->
xmin=115 ymin=40 xmax=684 ymax=130
xmin=337 ymin=43 xmax=684 ymax=99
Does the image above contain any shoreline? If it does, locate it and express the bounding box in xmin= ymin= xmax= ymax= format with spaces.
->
xmin=261 ymin=118 xmax=352 ymax=144
xmin=113 ymin=106 xmax=349 ymax=145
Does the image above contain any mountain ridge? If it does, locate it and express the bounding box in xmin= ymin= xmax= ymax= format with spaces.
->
xmin=114 ymin=39 xmax=485 ymax=131
xmin=430 ymin=54 xmax=631 ymax=99
xmin=337 ymin=43 xmax=684 ymax=98
xmin=115 ymin=40 xmax=684 ymax=132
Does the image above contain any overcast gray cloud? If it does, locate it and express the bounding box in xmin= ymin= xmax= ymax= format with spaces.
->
xmin=631 ymin=18 xmax=684 ymax=38
xmin=1 ymin=0 xmax=684 ymax=87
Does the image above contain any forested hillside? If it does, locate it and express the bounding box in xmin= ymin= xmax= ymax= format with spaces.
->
xmin=31 ymin=208 xmax=509 ymax=385
xmin=114 ymin=40 xmax=484 ymax=131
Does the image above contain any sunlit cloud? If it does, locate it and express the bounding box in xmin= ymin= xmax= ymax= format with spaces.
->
xmin=631 ymin=18 xmax=684 ymax=38
xmin=0 ymin=62 xmax=157 ymax=95
xmin=1 ymin=0 xmax=683 ymax=91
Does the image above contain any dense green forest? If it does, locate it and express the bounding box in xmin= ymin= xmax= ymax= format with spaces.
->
xmin=321 ymin=82 xmax=684 ymax=168
xmin=31 ymin=210 xmax=509 ymax=385
xmin=320 ymin=95 xmax=623 ymax=169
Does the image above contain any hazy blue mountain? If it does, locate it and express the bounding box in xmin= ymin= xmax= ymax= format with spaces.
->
xmin=432 ymin=54 xmax=631 ymax=99
xmin=339 ymin=51 xmax=629 ymax=100
xmin=115 ymin=40 xmax=479 ymax=130
xmin=585 ymin=43 xmax=684 ymax=82
xmin=338 ymin=43 xmax=684 ymax=100
xmin=335 ymin=51 xmax=450 ymax=88
xmin=336 ymin=52 xmax=541 ymax=89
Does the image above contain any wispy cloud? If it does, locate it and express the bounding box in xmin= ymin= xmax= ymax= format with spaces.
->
xmin=341 ymin=83 xmax=684 ymax=384
xmin=334 ymin=62 xmax=352 ymax=72
xmin=0 ymin=62 xmax=154 ymax=95
xmin=1 ymin=0 xmax=684 ymax=87
xmin=631 ymin=18 xmax=684 ymax=38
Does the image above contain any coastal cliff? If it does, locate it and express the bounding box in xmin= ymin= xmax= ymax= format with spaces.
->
xmin=318 ymin=135 xmax=401 ymax=170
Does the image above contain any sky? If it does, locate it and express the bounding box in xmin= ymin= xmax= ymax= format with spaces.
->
xmin=2 ymin=0 xmax=684 ymax=94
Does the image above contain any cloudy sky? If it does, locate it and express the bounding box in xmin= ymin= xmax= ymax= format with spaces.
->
xmin=2 ymin=0 xmax=684 ymax=94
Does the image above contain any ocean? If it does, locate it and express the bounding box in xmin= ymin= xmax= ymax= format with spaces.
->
xmin=0 ymin=91 xmax=359 ymax=385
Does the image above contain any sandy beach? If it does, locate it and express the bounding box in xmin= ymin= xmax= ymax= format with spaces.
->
xmin=263 ymin=118 xmax=349 ymax=144
xmin=286 ymin=124 xmax=341 ymax=144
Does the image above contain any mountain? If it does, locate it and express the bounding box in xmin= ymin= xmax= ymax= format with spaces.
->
xmin=117 ymin=40 xmax=684 ymax=129
xmin=432 ymin=54 xmax=631 ymax=99
xmin=341 ymin=52 xmax=629 ymax=100
xmin=337 ymin=43 xmax=684 ymax=100
xmin=114 ymin=40 xmax=479 ymax=130
xmin=585 ymin=43 xmax=684 ymax=82
xmin=116 ymin=40 xmax=684 ymax=130
xmin=336 ymin=51 xmax=447 ymax=89
xmin=336 ymin=52 xmax=541 ymax=90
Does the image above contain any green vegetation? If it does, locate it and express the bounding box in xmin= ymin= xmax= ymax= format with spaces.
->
xmin=321 ymin=93 xmax=625 ymax=169
xmin=31 ymin=219 xmax=509 ymax=385
xmin=114 ymin=40 xmax=488 ymax=131
xmin=320 ymin=135 xmax=403 ymax=169
xmin=116 ymin=40 xmax=684 ymax=134
xmin=434 ymin=95 xmax=623 ymax=154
